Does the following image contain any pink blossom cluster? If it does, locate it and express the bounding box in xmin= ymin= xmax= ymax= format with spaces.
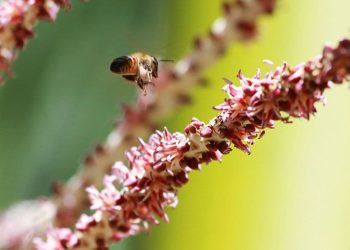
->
xmin=35 ymin=39 xmax=350 ymax=250
xmin=0 ymin=0 xmax=70 ymax=83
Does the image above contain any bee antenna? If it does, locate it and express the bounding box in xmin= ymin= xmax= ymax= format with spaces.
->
xmin=158 ymin=59 xmax=175 ymax=63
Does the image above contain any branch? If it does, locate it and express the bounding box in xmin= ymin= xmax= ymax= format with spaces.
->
xmin=35 ymin=38 xmax=350 ymax=250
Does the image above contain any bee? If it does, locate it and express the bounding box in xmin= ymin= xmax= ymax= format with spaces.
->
xmin=110 ymin=52 xmax=173 ymax=93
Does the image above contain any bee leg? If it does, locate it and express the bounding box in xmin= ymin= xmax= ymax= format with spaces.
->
xmin=140 ymin=85 xmax=147 ymax=96
xmin=137 ymin=82 xmax=144 ymax=90
xmin=136 ymin=76 xmax=143 ymax=88
xmin=136 ymin=79 xmax=148 ymax=95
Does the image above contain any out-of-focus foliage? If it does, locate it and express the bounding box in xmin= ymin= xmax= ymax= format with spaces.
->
xmin=1 ymin=0 xmax=350 ymax=250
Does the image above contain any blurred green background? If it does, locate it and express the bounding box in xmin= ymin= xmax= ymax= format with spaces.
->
xmin=1 ymin=0 xmax=350 ymax=249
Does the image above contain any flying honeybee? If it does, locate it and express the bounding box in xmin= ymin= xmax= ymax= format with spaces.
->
xmin=110 ymin=52 xmax=173 ymax=93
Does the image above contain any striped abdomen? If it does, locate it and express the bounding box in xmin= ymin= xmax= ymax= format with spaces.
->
xmin=110 ymin=56 xmax=138 ymax=75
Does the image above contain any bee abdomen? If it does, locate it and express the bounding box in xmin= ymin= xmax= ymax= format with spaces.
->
xmin=110 ymin=56 xmax=137 ymax=75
